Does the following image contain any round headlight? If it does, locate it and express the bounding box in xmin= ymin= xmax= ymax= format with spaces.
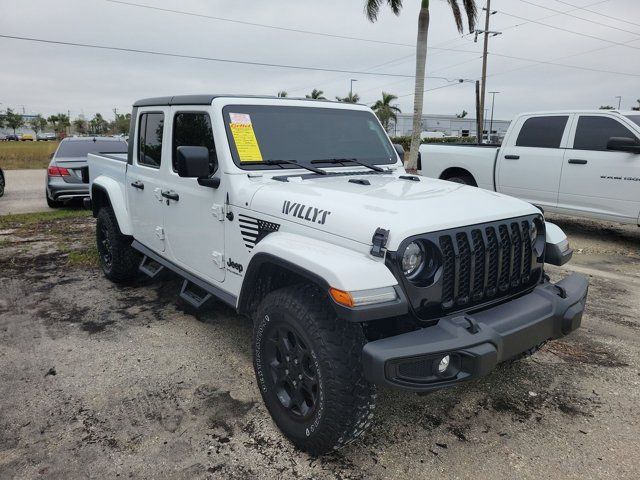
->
xmin=402 ymin=241 xmax=424 ymax=279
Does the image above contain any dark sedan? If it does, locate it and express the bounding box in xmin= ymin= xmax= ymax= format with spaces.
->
xmin=46 ymin=137 xmax=128 ymax=208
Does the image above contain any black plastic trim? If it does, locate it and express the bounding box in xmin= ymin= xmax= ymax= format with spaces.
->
xmin=131 ymin=240 xmax=237 ymax=308
xmin=362 ymin=273 xmax=588 ymax=392
xmin=545 ymin=242 xmax=573 ymax=266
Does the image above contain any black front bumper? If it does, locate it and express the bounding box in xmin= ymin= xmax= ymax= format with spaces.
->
xmin=362 ymin=273 xmax=588 ymax=392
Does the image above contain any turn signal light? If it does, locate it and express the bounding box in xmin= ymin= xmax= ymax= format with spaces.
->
xmin=48 ymin=166 xmax=70 ymax=177
xmin=329 ymin=288 xmax=354 ymax=308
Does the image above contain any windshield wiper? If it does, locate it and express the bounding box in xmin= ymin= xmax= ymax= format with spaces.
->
xmin=310 ymin=158 xmax=385 ymax=172
xmin=263 ymin=160 xmax=327 ymax=175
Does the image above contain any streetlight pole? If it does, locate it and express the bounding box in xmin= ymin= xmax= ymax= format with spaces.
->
xmin=489 ymin=91 xmax=499 ymax=143
xmin=350 ymin=79 xmax=357 ymax=98
xmin=615 ymin=96 xmax=622 ymax=109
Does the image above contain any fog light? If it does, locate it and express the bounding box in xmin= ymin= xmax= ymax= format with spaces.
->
xmin=437 ymin=355 xmax=450 ymax=374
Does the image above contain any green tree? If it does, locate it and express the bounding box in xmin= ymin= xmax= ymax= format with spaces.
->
xmin=277 ymin=91 xmax=288 ymax=98
xmin=456 ymin=110 xmax=468 ymax=118
xmin=47 ymin=115 xmax=59 ymax=132
xmin=113 ymin=112 xmax=131 ymax=135
xmin=56 ymin=113 xmax=70 ymax=134
xmin=336 ymin=92 xmax=361 ymax=103
xmin=73 ymin=118 xmax=88 ymax=134
xmin=372 ymin=92 xmax=401 ymax=131
xmin=5 ymin=108 xmax=25 ymax=135
xmin=599 ymin=105 xmax=615 ymax=110
xmin=89 ymin=113 xmax=108 ymax=134
xmin=365 ymin=0 xmax=477 ymax=170
xmin=305 ymin=89 xmax=326 ymax=100
xmin=29 ymin=114 xmax=48 ymax=136
xmin=632 ymin=99 xmax=639 ymax=111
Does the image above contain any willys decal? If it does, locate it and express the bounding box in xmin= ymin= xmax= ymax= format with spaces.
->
xmin=282 ymin=200 xmax=331 ymax=225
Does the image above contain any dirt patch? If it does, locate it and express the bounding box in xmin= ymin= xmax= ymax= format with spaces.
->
xmin=544 ymin=339 xmax=629 ymax=368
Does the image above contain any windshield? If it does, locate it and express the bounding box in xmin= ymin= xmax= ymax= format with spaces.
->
xmin=56 ymin=140 xmax=128 ymax=158
xmin=223 ymin=105 xmax=395 ymax=170
xmin=625 ymin=115 xmax=640 ymax=127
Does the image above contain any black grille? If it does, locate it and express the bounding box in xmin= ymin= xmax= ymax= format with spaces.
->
xmin=390 ymin=214 xmax=543 ymax=321
xmin=440 ymin=220 xmax=537 ymax=310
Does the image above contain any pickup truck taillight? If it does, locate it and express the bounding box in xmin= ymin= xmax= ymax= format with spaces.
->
xmin=48 ymin=166 xmax=70 ymax=177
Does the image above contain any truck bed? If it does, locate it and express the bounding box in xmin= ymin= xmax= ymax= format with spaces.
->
xmin=418 ymin=143 xmax=500 ymax=191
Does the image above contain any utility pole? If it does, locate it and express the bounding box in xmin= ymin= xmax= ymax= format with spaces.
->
xmin=489 ymin=91 xmax=499 ymax=143
xmin=615 ymin=96 xmax=622 ymax=109
xmin=475 ymin=1 xmax=501 ymax=143
xmin=350 ymin=79 xmax=357 ymax=98
xmin=475 ymin=80 xmax=482 ymax=144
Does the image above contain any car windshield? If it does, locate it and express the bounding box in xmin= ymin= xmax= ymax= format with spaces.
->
xmin=625 ymin=115 xmax=640 ymax=127
xmin=56 ymin=140 xmax=128 ymax=158
xmin=222 ymin=105 xmax=396 ymax=170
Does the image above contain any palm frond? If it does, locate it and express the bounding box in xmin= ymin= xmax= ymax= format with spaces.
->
xmin=461 ymin=0 xmax=478 ymax=31
xmin=365 ymin=0 xmax=402 ymax=22
xmin=447 ymin=0 xmax=464 ymax=33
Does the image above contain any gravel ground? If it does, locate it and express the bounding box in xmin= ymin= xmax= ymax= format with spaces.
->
xmin=0 ymin=211 xmax=638 ymax=479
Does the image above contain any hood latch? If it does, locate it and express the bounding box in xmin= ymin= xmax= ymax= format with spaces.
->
xmin=370 ymin=228 xmax=389 ymax=258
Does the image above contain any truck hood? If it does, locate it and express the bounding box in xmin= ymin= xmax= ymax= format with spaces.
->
xmin=246 ymin=172 xmax=539 ymax=250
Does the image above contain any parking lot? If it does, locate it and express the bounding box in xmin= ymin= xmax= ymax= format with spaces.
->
xmin=0 ymin=210 xmax=638 ymax=478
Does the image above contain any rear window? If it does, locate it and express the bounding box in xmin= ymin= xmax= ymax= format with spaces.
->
xmin=516 ymin=116 xmax=568 ymax=148
xmin=56 ymin=140 xmax=127 ymax=158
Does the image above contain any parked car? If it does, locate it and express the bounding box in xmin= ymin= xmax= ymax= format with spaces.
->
xmin=0 ymin=168 xmax=5 ymax=197
xmin=5 ymin=134 xmax=20 ymax=141
xmin=37 ymin=132 xmax=57 ymax=141
xmin=87 ymin=95 xmax=588 ymax=455
xmin=419 ymin=110 xmax=640 ymax=226
xmin=46 ymin=136 xmax=128 ymax=208
xmin=20 ymin=134 xmax=34 ymax=141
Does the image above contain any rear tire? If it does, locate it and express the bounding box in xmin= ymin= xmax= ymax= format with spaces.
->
xmin=253 ymin=284 xmax=376 ymax=456
xmin=446 ymin=174 xmax=475 ymax=186
xmin=46 ymin=192 xmax=62 ymax=208
xmin=96 ymin=207 xmax=140 ymax=283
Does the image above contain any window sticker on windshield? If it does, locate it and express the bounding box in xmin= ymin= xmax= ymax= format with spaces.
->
xmin=229 ymin=113 xmax=263 ymax=162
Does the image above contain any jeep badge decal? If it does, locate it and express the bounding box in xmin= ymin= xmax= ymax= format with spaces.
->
xmin=282 ymin=200 xmax=331 ymax=225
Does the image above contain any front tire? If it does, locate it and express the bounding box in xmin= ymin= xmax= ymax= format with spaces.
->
xmin=446 ymin=174 xmax=475 ymax=186
xmin=96 ymin=207 xmax=140 ymax=283
xmin=253 ymin=285 xmax=376 ymax=455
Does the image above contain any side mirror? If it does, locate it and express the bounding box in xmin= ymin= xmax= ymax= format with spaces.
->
xmin=176 ymin=146 xmax=220 ymax=188
xmin=606 ymin=136 xmax=640 ymax=154
xmin=393 ymin=143 xmax=405 ymax=162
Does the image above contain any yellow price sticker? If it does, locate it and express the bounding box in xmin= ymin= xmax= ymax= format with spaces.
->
xmin=229 ymin=114 xmax=263 ymax=162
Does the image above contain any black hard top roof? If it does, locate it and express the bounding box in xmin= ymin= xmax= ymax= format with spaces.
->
xmin=133 ymin=94 xmax=343 ymax=107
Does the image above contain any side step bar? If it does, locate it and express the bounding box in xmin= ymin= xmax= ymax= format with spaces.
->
xmin=179 ymin=280 xmax=213 ymax=309
xmin=139 ymin=255 xmax=165 ymax=278
xmin=131 ymin=240 xmax=237 ymax=309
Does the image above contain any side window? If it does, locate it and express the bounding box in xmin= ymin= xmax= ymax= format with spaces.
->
xmin=173 ymin=112 xmax=217 ymax=174
xmin=137 ymin=112 xmax=164 ymax=168
xmin=574 ymin=116 xmax=636 ymax=151
xmin=516 ymin=116 xmax=568 ymax=148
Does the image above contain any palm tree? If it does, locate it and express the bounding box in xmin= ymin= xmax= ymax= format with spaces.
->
xmin=277 ymin=91 xmax=288 ymax=98
xmin=336 ymin=92 xmax=361 ymax=103
xmin=305 ymin=89 xmax=326 ymax=100
xmin=365 ymin=0 xmax=477 ymax=170
xmin=633 ymin=99 xmax=640 ymax=111
xmin=372 ymin=92 xmax=401 ymax=132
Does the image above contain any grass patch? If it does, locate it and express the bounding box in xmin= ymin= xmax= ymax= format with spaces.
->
xmin=0 ymin=209 xmax=91 ymax=228
xmin=67 ymin=246 xmax=100 ymax=268
xmin=0 ymin=141 xmax=59 ymax=170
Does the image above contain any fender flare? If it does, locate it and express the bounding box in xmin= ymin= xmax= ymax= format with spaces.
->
xmin=91 ymin=176 xmax=133 ymax=235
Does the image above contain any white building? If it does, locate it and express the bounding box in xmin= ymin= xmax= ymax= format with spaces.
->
xmin=391 ymin=113 xmax=511 ymax=140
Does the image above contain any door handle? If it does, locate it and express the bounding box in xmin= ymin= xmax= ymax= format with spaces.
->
xmin=504 ymin=155 xmax=520 ymax=160
xmin=568 ymin=159 xmax=588 ymax=165
xmin=161 ymin=190 xmax=179 ymax=201
xmin=130 ymin=180 xmax=144 ymax=190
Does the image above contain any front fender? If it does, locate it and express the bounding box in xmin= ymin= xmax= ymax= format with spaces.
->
xmin=249 ymin=232 xmax=399 ymax=292
xmin=92 ymin=176 xmax=132 ymax=235
xmin=544 ymin=221 xmax=573 ymax=266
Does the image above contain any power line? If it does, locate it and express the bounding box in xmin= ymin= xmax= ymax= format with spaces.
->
xmin=497 ymin=8 xmax=640 ymax=50
xmin=0 ymin=34 xmax=474 ymax=82
xmin=514 ymin=0 xmax=640 ymax=36
xmin=555 ymin=0 xmax=640 ymax=28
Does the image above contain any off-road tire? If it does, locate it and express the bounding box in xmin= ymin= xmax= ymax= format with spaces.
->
xmin=96 ymin=207 xmax=140 ymax=283
xmin=446 ymin=174 xmax=475 ymax=186
xmin=46 ymin=192 xmax=62 ymax=208
xmin=253 ymin=284 xmax=376 ymax=456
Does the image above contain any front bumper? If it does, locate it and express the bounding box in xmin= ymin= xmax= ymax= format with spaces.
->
xmin=362 ymin=273 xmax=588 ymax=392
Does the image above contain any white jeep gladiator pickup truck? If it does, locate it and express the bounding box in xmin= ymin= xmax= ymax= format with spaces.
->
xmin=87 ymin=95 xmax=588 ymax=455
xmin=419 ymin=110 xmax=640 ymax=226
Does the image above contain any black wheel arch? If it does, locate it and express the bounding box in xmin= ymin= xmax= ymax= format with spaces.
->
xmin=91 ymin=185 xmax=112 ymax=218
xmin=439 ymin=167 xmax=477 ymax=186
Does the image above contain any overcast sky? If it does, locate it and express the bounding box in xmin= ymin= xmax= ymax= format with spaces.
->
xmin=1 ymin=0 xmax=639 ymax=122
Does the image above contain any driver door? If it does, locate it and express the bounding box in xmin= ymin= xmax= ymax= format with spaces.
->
xmin=162 ymin=108 xmax=226 ymax=284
